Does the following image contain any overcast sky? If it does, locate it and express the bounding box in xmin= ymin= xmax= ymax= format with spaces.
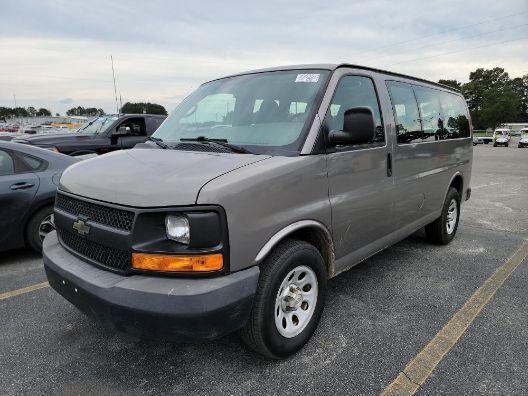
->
xmin=1 ymin=0 xmax=527 ymax=115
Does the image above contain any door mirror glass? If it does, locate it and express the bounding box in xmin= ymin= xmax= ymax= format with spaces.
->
xmin=328 ymin=107 xmax=375 ymax=146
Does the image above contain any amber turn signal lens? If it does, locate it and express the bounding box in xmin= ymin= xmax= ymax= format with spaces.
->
xmin=132 ymin=253 xmax=223 ymax=272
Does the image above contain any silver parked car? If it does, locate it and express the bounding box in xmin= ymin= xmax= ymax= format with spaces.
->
xmin=43 ymin=64 xmax=473 ymax=358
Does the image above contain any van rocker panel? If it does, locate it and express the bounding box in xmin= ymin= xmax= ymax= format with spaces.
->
xmin=43 ymin=232 xmax=260 ymax=341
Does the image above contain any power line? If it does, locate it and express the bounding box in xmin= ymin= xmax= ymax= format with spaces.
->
xmin=365 ymin=22 xmax=528 ymax=63
xmin=360 ymin=10 xmax=528 ymax=56
xmin=389 ymin=36 xmax=528 ymax=66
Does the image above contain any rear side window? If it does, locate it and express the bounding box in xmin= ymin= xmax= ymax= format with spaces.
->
xmin=440 ymin=93 xmax=470 ymax=139
xmin=0 ymin=150 xmax=14 ymax=176
xmin=386 ymin=81 xmax=421 ymax=144
xmin=18 ymin=153 xmax=44 ymax=171
xmin=147 ymin=117 xmax=165 ymax=135
xmin=414 ymin=86 xmax=443 ymax=142
xmin=326 ymin=75 xmax=385 ymax=149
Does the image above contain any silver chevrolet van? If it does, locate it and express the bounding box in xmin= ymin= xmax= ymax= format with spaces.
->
xmin=43 ymin=64 xmax=472 ymax=358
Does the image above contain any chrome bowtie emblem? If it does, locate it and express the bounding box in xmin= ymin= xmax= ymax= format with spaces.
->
xmin=72 ymin=218 xmax=90 ymax=235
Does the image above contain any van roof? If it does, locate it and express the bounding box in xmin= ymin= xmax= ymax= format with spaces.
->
xmin=207 ymin=63 xmax=460 ymax=93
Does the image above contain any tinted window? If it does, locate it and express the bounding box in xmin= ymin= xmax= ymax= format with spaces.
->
xmin=327 ymin=75 xmax=384 ymax=149
xmin=147 ymin=117 xmax=165 ymax=134
xmin=414 ymin=86 xmax=443 ymax=142
xmin=19 ymin=153 xmax=44 ymax=171
xmin=118 ymin=118 xmax=146 ymax=136
xmin=0 ymin=150 xmax=14 ymax=176
xmin=440 ymin=93 xmax=470 ymax=138
xmin=387 ymin=81 xmax=422 ymax=144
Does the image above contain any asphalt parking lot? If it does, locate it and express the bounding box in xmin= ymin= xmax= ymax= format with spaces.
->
xmin=1 ymin=139 xmax=527 ymax=395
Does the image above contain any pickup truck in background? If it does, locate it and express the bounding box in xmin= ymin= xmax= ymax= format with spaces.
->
xmin=12 ymin=114 xmax=166 ymax=156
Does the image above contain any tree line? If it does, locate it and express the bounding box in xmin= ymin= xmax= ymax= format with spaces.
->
xmin=0 ymin=107 xmax=53 ymax=118
xmin=439 ymin=67 xmax=528 ymax=130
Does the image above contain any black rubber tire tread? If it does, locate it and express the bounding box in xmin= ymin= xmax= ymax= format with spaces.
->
xmin=240 ymin=238 xmax=327 ymax=359
xmin=425 ymin=187 xmax=460 ymax=245
xmin=25 ymin=205 xmax=54 ymax=252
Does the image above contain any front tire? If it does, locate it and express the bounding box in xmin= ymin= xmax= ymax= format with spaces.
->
xmin=425 ymin=187 xmax=461 ymax=245
xmin=25 ymin=205 xmax=55 ymax=252
xmin=240 ymin=239 xmax=327 ymax=359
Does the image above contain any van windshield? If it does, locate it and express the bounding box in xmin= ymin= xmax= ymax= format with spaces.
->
xmin=78 ymin=116 xmax=118 ymax=135
xmin=153 ymin=70 xmax=330 ymax=155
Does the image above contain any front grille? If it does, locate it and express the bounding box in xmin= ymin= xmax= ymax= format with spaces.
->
xmin=58 ymin=228 xmax=131 ymax=272
xmin=56 ymin=193 xmax=135 ymax=232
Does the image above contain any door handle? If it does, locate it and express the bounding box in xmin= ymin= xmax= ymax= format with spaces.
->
xmin=387 ymin=153 xmax=392 ymax=177
xmin=10 ymin=182 xmax=35 ymax=190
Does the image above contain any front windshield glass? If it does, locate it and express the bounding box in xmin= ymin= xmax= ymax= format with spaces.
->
xmin=78 ymin=116 xmax=118 ymax=135
xmin=153 ymin=70 xmax=330 ymax=155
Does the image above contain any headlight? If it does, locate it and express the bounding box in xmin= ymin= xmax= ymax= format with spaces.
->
xmin=165 ymin=214 xmax=190 ymax=244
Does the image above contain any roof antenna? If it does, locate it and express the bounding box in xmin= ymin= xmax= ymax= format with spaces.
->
xmin=111 ymin=55 xmax=119 ymax=115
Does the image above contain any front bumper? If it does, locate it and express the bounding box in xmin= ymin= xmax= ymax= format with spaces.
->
xmin=43 ymin=232 xmax=259 ymax=341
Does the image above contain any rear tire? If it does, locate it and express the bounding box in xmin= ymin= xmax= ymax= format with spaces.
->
xmin=25 ymin=205 xmax=54 ymax=252
xmin=493 ymin=143 xmax=497 ymax=147
xmin=425 ymin=187 xmax=460 ymax=245
xmin=240 ymin=239 xmax=327 ymax=359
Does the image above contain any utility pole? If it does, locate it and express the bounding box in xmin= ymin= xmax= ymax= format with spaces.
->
xmin=13 ymin=93 xmax=17 ymax=108
xmin=111 ymin=56 xmax=119 ymax=115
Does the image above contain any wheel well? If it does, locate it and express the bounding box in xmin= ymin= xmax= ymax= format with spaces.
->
xmin=288 ymin=227 xmax=335 ymax=278
xmin=23 ymin=200 xmax=54 ymax=243
xmin=450 ymin=174 xmax=463 ymax=196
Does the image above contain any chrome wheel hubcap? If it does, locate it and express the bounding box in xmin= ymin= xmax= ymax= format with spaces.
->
xmin=274 ymin=265 xmax=318 ymax=338
xmin=446 ymin=199 xmax=458 ymax=234
xmin=39 ymin=214 xmax=55 ymax=242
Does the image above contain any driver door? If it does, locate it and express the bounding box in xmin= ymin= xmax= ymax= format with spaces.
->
xmin=325 ymin=73 xmax=395 ymax=269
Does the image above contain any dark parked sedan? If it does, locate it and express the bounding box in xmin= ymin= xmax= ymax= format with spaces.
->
xmin=0 ymin=142 xmax=76 ymax=252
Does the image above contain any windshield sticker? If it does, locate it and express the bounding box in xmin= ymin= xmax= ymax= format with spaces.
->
xmin=295 ymin=73 xmax=320 ymax=83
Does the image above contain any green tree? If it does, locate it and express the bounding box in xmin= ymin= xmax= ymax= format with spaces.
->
xmin=438 ymin=79 xmax=462 ymax=90
xmin=66 ymin=106 xmax=85 ymax=116
xmin=27 ymin=106 xmax=37 ymax=117
xmin=510 ymin=75 xmax=528 ymax=122
xmin=461 ymin=67 xmax=522 ymax=129
xmin=120 ymin=102 xmax=167 ymax=115
xmin=36 ymin=108 xmax=52 ymax=116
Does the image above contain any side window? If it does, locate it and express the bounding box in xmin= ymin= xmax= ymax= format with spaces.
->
xmin=147 ymin=118 xmax=165 ymax=135
xmin=123 ymin=118 xmax=146 ymax=136
xmin=440 ymin=93 xmax=470 ymax=139
xmin=180 ymin=93 xmax=236 ymax=126
xmin=0 ymin=150 xmax=15 ymax=176
xmin=386 ymin=81 xmax=422 ymax=144
xmin=414 ymin=86 xmax=443 ymax=142
xmin=17 ymin=153 xmax=45 ymax=172
xmin=327 ymin=75 xmax=384 ymax=149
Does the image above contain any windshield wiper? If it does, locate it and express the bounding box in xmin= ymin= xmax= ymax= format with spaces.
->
xmin=146 ymin=136 xmax=169 ymax=149
xmin=180 ymin=136 xmax=252 ymax=154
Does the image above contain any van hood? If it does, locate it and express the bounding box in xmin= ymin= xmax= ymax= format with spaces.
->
xmin=59 ymin=148 xmax=270 ymax=207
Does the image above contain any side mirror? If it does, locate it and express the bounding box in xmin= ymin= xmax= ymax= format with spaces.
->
xmin=328 ymin=107 xmax=375 ymax=146
xmin=114 ymin=125 xmax=130 ymax=136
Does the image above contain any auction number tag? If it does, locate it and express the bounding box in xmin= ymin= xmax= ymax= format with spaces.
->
xmin=295 ymin=74 xmax=320 ymax=83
